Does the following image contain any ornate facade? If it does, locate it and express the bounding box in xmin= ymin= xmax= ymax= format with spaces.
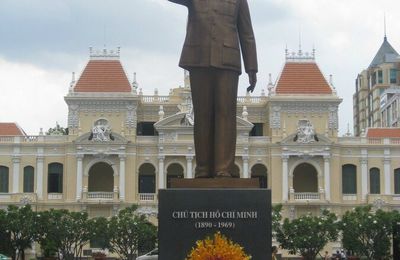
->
xmin=1 ymin=48 xmax=400 ymax=252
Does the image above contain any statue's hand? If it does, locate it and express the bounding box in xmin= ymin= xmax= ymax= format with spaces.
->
xmin=246 ymin=71 xmax=257 ymax=93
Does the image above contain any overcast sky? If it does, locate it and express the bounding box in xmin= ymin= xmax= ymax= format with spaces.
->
xmin=0 ymin=0 xmax=399 ymax=135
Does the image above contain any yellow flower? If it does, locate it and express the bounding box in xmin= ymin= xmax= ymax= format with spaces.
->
xmin=186 ymin=232 xmax=251 ymax=260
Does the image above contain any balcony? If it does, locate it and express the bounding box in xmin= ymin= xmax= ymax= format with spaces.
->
xmin=139 ymin=193 xmax=157 ymax=203
xmin=87 ymin=192 xmax=114 ymax=200
xmin=293 ymin=192 xmax=320 ymax=201
xmin=0 ymin=135 xmax=68 ymax=144
xmin=342 ymin=194 xmax=357 ymax=201
xmin=47 ymin=193 xmax=63 ymax=200
xmin=81 ymin=188 xmax=119 ymax=202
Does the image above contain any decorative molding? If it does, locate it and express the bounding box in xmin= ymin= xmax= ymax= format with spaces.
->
xmin=20 ymin=195 xmax=33 ymax=205
xmin=295 ymin=119 xmax=317 ymax=144
xmin=270 ymin=106 xmax=281 ymax=129
xmin=328 ymin=105 xmax=339 ymax=130
xmin=137 ymin=206 xmax=158 ymax=217
xmin=383 ymin=158 xmax=391 ymax=164
xmin=277 ymin=102 xmax=339 ymax=114
xmin=372 ymin=198 xmax=385 ymax=209
xmin=323 ymin=155 xmax=331 ymax=160
xmin=282 ymin=147 xmax=330 ymax=158
xmin=91 ymin=119 xmax=113 ymax=142
xmin=12 ymin=156 xmax=21 ymax=163
xmin=289 ymin=206 xmax=296 ymax=220
xmin=68 ymin=104 xmax=79 ymax=129
xmin=66 ymin=100 xmax=138 ymax=117
xmin=359 ymin=158 xmax=368 ymax=164
xmin=125 ymin=105 xmax=137 ymax=129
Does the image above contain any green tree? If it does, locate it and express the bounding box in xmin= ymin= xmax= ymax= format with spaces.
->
xmin=272 ymin=204 xmax=283 ymax=239
xmin=108 ymin=205 xmax=157 ymax=260
xmin=88 ymin=217 xmax=111 ymax=250
xmin=35 ymin=209 xmax=91 ymax=260
xmin=2 ymin=205 xmax=37 ymax=260
xmin=340 ymin=206 xmax=394 ymax=259
xmin=276 ymin=210 xmax=338 ymax=260
xmin=46 ymin=122 xmax=68 ymax=135
xmin=0 ymin=208 xmax=13 ymax=257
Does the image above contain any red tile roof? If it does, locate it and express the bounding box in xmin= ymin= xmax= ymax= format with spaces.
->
xmin=366 ymin=128 xmax=400 ymax=138
xmin=0 ymin=123 xmax=26 ymax=136
xmin=275 ymin=62 xmax=333 ymax=94
xmin=74 ymin=60 xmax=131 ymax=92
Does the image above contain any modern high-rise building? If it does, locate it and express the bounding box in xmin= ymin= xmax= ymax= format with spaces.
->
xmin=353 ymin=35 xmax=400 ymax=136
xmin=380 ymin=87 xmax=400 ymax=127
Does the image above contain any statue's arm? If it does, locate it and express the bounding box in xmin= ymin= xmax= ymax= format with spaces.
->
xmin=168 ymin=0 xmax=191 ymax=6
xmin=237 ymin=0 xmax=258 ymax=92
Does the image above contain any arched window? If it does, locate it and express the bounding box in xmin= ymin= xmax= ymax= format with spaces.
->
xmin=167 ymin=163 xmax=184 ymax=188
xmin=48 ymin=163 xmax=63 ymax=193
xmin=0 ymin=166 xmax=9 ymax=193
xmin=88 ymin=162 xmax=114 ymax=192
xmin=395 ymin=168 xmax=400 ymax=194
xmin=251 ymin=164 xmax=268 ymax=188
xmin=293 ymin=163 xmax=318 ymax=192
xmin=23 ymin=166 xmax=34 ymax=193
xmin=138 ymin=164 xmax=156 ymax=193
xmin=342 ymin=164 xmax=357 ymax=194
xmin=369 ymin=167 xmax=380 ymax=194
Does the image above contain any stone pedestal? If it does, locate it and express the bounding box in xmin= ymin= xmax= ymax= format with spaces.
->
xmin=170 ymin=178 xmax=260 ymax=188
xmin=158 ymin=183 xmax=271 ymax=260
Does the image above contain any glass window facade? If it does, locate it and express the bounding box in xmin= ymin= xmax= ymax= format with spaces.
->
xmin=390 ymin=69 xmax=397 ymax=84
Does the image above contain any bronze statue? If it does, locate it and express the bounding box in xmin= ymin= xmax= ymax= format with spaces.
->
xmin=169 ymin=0 xmax=258 ymax=178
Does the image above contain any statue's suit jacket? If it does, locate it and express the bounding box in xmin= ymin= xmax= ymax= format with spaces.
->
xmin=169 ymin=0 xmax=258 ymax=74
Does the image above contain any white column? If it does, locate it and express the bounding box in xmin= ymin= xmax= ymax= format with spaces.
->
xmin=282 ymin=155 xmax=289 ymax=202
xmin=12 ymin=156 xmax=20 ymax=193
xmin=75 ymin=155 xmax=83 ymax=201
xmin=36 ymin=156 xmax=44 ymax=199
xmin=384 ymin=151 xmax=391 ymax=195
xmin=243 ymin=156 xmax=249 ymax=178
xmin=186 ymin=156 xmax=193 ymax=179
xmin=361 ymin=158 xmax=368 ymax=201
xmin=324 ymin=155 xmax=331 ymax=201
xmin=158 ymin=156 xmax=165 ymax=189
xmin=119 ymin=155 xmax=126 ymax=201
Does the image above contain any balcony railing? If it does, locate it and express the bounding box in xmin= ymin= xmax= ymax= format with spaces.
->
xmin=342 ymin=194 xmax=357 ymax=201
xmin=0 ymin=135 xmax=68 ymax=144
xmin=294 ymin=192 xmax=320 ymax=200
xmin=48 ymin=193 xmax=63 ymax=200
xmin=141 ymin=96 xmax=170 ymax=103
xmin=237 ymin=96 xmax=266 ymax=104
xmin=87 ymin=192 xmax=114 ymax=200
xmin=139 ymin=193 xmax=156 ymax=202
